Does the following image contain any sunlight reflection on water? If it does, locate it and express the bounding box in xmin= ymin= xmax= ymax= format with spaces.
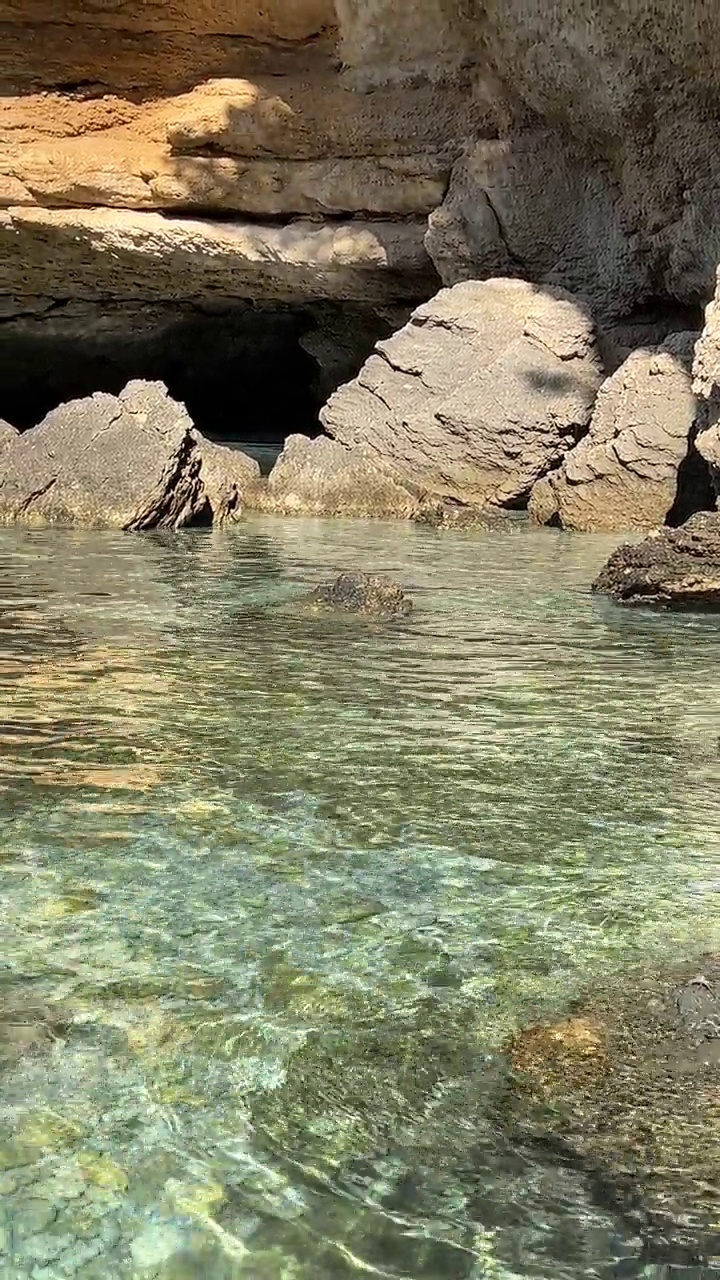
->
xmin=1 ymin=518 xmax=720 ymax=1278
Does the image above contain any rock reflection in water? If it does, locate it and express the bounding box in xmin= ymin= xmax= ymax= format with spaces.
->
xmin=0 ymin=519 xmax=720 ymax=1278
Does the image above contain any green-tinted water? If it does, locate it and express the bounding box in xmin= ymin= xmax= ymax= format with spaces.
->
xmin=1 ymin=518 xmax=720 ymax=1280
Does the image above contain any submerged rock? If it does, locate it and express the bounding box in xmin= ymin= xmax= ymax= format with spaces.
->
xmin=501 ymin=956 xmax=720 ymax=1260
xmin=310 ymin=571 xmax=412 ymax=618
xmin=249 ymin=433 xmax=419 ymax=518
xmin=591 ymin=511 xmax=720 ymax=608
xmin=530 ymin=333 xmax=705 ymax=531
xmin=320 ymin=279 xmax=603 ymax=510
xmin=0 ymin=980 xmax=68 ymax=1072
xmin=0 ymin=380 xmax=259 ymax=529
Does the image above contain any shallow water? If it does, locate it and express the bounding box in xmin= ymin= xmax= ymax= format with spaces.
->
xmin=1 ymin=517 xmax=720 ymax=1280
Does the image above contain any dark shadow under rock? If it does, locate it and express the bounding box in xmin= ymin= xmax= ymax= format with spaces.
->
xmin=311 ymin=571 xmax=412 ymax=618
xmin=592 ymin=511 xmax=720 ymax=608
xmin=500 ymin=956 xmax=720 ymax=1263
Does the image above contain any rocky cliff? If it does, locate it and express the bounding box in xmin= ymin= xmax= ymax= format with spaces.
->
xmin=3 ymin=1 xmax=720 ymax=469
xmin=5 ymin=2 xmax=720 ymax=317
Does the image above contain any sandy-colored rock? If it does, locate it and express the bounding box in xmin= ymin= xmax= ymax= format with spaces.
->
xmin=0 ymin=421 xmax=19 ymax=453
xmin=529 ymin=333 xmax=702 ymax=532
xmin=0 ymin=207 xmax=437 ymax=305
xmin=250 ymin=433 xmax=419 ymax=518
xmin=0 ymin=380 xmax=259 ymax=529
xmin=321 ymin=279 xmax=603 ymax=509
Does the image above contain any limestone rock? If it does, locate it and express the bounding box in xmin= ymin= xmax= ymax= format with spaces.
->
xmin=529 ymin=333 xmax=702 ymax=532
xmin=321 ymin=279 xmax=603 ymax=509
xmin=0 ymin=380 xmax=259 ymax=529
xmin=251 ymin=434 xmax=419 ymax=518
xmin=0 ymin=208 xmax=436 ymax=305
xmin=591 ymin=512 xmax=720 ymax=609
xmin=504 ymin=955 xmax=720 ymax=1258
xmin=0 ymin=421 xmax=18 ymax=453
xmin=425 ymin=131 xmax=647 ymax=322
xmin=311 ymin=571 xmax=412 ymax=618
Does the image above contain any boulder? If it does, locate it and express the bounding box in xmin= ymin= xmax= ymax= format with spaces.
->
xmin=503 ymin=956 xmax=720 ymax=1259
xmin=311 ymin=571 xmax=412 ymax=618
xmin=529 ymin=333 xmax=704 ymax=532
xmin=250 ymin=433 xmax=419 ymax=518
xmin=591 ymin=512 xmax=720 ymax=608
xmin=320 ymin=279 xmax=603 ymax=510
xmin=0 ymin=380 xmax=259 ymax=529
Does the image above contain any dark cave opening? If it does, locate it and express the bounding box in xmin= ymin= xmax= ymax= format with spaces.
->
xmin=0 ymin=300 xmax=396 ymax=473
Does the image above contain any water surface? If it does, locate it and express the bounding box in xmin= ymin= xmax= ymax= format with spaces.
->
xmin=1 ymin=518 xmax=720 ymax=1280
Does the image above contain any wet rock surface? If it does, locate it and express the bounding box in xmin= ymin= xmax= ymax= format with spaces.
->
xmin=501 ymin=955 xmax=720 ymax=1262
xmin=0 ymin=380 xmax=259 ymax=530
xmin=321 ymin=279 xmax=603 ymax=510
xmin=530 ymin=333 xmax=706 ymax=532
xmin=591 ymin=511 xmax=720 ymax=608
xmin=310 ymin=571 xmax=412 ymax=618
xmin=0 ymin=979 xmax=68 ymax=1074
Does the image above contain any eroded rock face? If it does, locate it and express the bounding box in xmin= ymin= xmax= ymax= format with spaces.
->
xmin=311 ymin=571 xmax=412 ymax=617
xmin=0 ymin=380 xmax=259 ymax=529
xmin=592 ymin=512 xmax=720 ymax=608
xmin=529 ymin=333 xmax=703 ymax=532
xmin=8 ymin=0 xmax=720 ymax=321
xmin=503 ymin=957 xmax=720 ymax=1260
xmin=0 ymin=421 xmax=19 ymax=453
xmin=321 ymin=279 xmax=603 ymax=509
xmin=251 ymin=434 xmax=418 ymax=518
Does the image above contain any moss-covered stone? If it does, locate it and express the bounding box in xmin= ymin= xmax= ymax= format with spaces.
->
xmin=500 ymin=954 xmax=720 ymax=1262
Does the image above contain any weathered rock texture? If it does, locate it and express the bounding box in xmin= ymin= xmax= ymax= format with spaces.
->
xmin=0 ymin=0 xmax=490 ymax=307
xmin=7 ymin=1 xmax=720 ymax=322
xmin=0 ymin=421 xmax=19 ymax=453
xmin=249 ymin=433 xmax=418 ymax=518
xmin=529 ymin=333 xmax=702 ymax=532
xmin=592 ymin=512 xmax=720 ymax=609
xmin=311 ymin=571 xmax=412 ymax=617
xmin=321 ymin=279 xmax=603 ymax=509
xmin=0 ymin=380 xmax=259 ymax=529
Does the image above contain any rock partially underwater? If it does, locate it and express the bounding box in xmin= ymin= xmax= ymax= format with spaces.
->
xmin=592 ymin=511 xmax=720 ymax=608
xmin=502 ymin=957 xmax=720 ymax=1262
xmin=310 ymin=571 xmax=412 ymax=618
xmin=0 ymin=380 xmax=259 ymax=530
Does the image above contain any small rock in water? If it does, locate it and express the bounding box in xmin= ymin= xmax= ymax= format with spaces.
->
xmin=311 ymin=571 xmax=412 ymax=618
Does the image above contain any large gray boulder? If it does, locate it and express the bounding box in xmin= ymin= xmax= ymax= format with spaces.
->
xmin=0 ymin=381 xmax=259 ymax=529
xmin=250 ymin=433 xmax=419 ymax=519
xmin=320 ymin=279 xmax=603 ymax=510
xmin=529 ymin=333 xmax=702 ymax=531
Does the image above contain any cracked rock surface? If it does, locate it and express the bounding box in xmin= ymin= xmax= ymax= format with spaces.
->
xmin=529 ymin=333 xmax=705 ymax=532
xmin=0 ymin=380 xmax=259 ymax=529
xmin=320 ymin=278 xmax=603 ymax=510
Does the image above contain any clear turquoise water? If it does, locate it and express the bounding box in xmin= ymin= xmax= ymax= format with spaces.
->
xmin=2 ymin=517 xmax=720 ymax=1279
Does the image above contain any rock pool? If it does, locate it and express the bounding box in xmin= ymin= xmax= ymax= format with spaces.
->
xmin=1 ymin=517 xmax=720 ymax=1280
